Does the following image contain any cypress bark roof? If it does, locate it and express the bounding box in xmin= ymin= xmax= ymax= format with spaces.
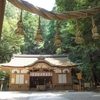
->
xmin=0 ymin=54 xmax=81 ymax=68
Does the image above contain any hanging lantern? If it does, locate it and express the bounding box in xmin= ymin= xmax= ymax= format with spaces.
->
xmin=54 ymin=21 xmax=62 ymax=46
xmin=91 ymin=17 xmax=100 ymax=39
xmin=75 ymin=20 xmax=84 ymax=44
xmin=34 ymin=16 xmax=43 ymax=42
xmin=15 ymin=10 xmax=24 ymax=35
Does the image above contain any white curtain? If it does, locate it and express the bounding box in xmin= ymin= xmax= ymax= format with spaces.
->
xmin=19 ymin=75 xmax=24 ymax=84
xmin=58 ymin=74 xmax=62 ymax=83
xmin=58 ymin=74 xmax=67 ymax=83
xmin=16 ymin=75 xmax=20 ymax=84
xmin=15 ymin=74 xmax=24 ymax=84
xmin=62 ymin=74 xmax=66 ymax=83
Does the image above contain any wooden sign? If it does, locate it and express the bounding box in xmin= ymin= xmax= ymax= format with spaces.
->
xmin=30 ymin=72 xmax=52 ymax=76
xmin=76 ymin=73 xmax=82 ymax=79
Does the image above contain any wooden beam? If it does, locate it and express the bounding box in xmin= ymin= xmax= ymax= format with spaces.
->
xmin=0 ymin=0 xmax=6 ymax=39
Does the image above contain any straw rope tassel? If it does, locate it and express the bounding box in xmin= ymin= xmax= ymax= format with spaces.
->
xmin=15 ymin=10 xmax=24 ymax=35
xmin=91 ymin=17 xmax=100 ymax=39
xmin=75 ymin=20 xmax=84 ymax=44
xmin=38 ymin=16 xmax=40 ymax=29
xmin=34 ymin=16 xmax=43 ymax=42
xmin=54 ymin=21 xmax=62 ymax=46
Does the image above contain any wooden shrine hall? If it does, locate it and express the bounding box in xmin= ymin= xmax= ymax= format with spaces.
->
xmin=0 ymin=54 xmax=79 ymax=91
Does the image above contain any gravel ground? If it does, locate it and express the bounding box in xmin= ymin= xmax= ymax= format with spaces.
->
xmin=0 ymin=91 xmax=100 ymax=100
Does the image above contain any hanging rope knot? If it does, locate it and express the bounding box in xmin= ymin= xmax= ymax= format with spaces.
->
xmin=34 ymin=16 xmax=43 ymax=42
xmin=37 ymin=28 xmax=42 ymax=34
xmin=54 ymin=21 xmax=62 ymax=46
xmin=75 ymin=20 xmax=84 ymax=44
xmin=91 ymin=17 xmax=100 ymax=39
xmin=76 ymin=31 xmax=81 ymax=37
xmin=92 ymin=26 xmax=98 ymax=33
xmin=92 ymin=17 xmax=98 ymax=33
xmin=17 ymin=21 xmax=23 ymax=27
xmin=15 ymin=10 xmax=24 ymax=35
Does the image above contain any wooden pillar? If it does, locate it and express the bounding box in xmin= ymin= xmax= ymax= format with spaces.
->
xmin=69 ymin=68 xmax=72 ymax=84
xmin=0 ymin=0 xmax=6 ymax=39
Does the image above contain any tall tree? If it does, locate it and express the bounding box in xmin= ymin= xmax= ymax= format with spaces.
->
xmin=55 ymin=0 xmax=100 ymax=86
xmin=0 ymin=2 xmax=24 ymax=62
xmin=20 ymin=12 xmax=40 ymax=54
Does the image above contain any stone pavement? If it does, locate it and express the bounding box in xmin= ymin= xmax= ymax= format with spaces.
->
xmin=0 ymin=91 xmax=100 ymax=100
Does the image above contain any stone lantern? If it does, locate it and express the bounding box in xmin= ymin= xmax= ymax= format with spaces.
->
xmin=0 ymin=77 xmax=5 ymax=91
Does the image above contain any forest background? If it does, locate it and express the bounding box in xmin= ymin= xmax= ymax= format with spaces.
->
xmin=0 ymin=0 xmax=100 ymax=86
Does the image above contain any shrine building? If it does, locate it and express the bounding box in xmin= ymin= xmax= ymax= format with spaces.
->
xmin=0 ymin=54 xmax=79 ymax=91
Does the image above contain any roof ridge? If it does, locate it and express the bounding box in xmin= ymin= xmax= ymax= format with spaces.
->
xmin=13 ymin=54 xmax=68 ymax=58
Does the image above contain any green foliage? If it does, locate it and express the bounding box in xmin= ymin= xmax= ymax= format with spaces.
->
xmin=43 ymin=20 xmax=57 ymax=54
xmin=0 ymin=2 xmax=24 ymax=63
xmin=5 ymin=1 xmax=19 ymax=19
xmin=0 ymin=71 xmax=9 ymax=81
xmin=56 ymin=0 xmax=100 ymax=84
xmin=1 ymin=0 xmax=100 ymax=85
xmin=20 ymin=12 xmax=43 ymax=54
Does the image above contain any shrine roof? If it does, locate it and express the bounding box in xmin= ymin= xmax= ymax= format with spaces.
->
xmin=0 ymin=54 xmax=81 ymax=68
